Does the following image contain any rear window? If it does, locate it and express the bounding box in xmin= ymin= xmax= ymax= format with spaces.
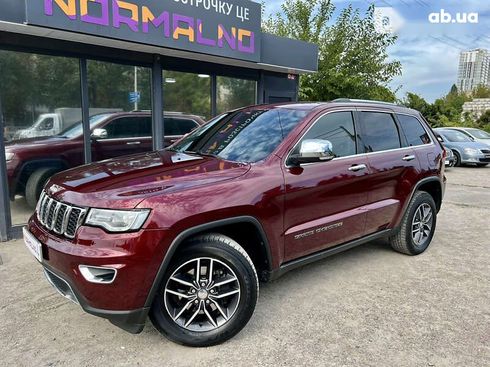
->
xmin=358 ymin=112 xmax=401 ymax=153
xmin=165 ymin=118 xmax=199 ymax=136
xmin=397 ymin=114 xmax=431 ymax=146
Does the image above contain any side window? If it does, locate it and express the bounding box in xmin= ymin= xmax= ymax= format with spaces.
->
xmin=165 ymin=118 xmax=199 ymax=136
xmin=397 ymin=114 xmax=431 ymax=146
xmin=104 ymin=117 xmax=152 ymax=139
xmin=358 ymin=112 xmax=401 ymax=152
xmin=293 ymin=111 xmax=357 ymax=158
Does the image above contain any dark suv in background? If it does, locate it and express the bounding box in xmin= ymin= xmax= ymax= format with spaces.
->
xmin=24 ymin=100 xmax=445 ymax=347
xmin=6 ymin=112 xmax=205 ymax=208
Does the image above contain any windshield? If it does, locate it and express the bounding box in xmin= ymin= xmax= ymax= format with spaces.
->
xmin=440 ymin=130 xmax=473 ymax=143
xmin=58 ymin=114 xmax=113 ymax=138
xmin=169 ymin=108 xmax=309 ymax=163
xmin=467 ymin=129 xmax=490 ymax=139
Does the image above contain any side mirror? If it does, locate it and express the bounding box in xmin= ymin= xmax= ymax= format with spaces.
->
xmin=91 ymin=128 xmax=108 ymax=140
xmin=289 ymin=139 xmax=335 ymax=166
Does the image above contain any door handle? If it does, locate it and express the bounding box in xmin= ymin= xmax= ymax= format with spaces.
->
xmin=402 ymin=155 xmax=416 ymax=161
xmin=126 ymin=141 xmax=141 ymax=145
xmin=348 ymin=164 xmax=367 ymax=172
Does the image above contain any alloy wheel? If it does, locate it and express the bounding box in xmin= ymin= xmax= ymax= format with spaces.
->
xmin=411 ymin=203 xmax=433 ymax=247
xmin=164 ymin=257 xmax=241 ymax=332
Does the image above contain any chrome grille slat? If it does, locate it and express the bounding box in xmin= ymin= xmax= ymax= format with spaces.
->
xmin=36 ymin=193 xmax=86 ymax=239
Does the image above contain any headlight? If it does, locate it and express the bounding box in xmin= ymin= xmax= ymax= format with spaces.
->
xmin=464 ymin=148 xmax=479 ymax=155
xmin=5 ymin=152 xmax=14 ymax=162
xmin=85 ymin=208 xmax=150 ymax=233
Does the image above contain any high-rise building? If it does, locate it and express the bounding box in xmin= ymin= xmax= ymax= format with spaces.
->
xmin=457 ymin=49 xmax=490 ymax=93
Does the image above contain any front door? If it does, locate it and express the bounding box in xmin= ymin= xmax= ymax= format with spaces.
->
xmin=283 ymin=110 xmax=371 ymax=261
xmin=92 ymin=115 xmax=153 ymax=161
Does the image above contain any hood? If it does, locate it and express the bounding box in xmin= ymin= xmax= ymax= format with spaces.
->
xmin=46 ymin=150 xmax=250 ymax=208
xmin=443 ymin=141 xmax=490 ymax=150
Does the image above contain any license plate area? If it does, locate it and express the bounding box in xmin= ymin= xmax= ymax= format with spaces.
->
xmin=23 ymin=227 xmax=43 ymax=263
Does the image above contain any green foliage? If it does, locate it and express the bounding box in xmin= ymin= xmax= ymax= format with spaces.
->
xmin=402 ymin=85 xmax=490 ymax=132
xmin=472 ymin=85 xmax=490 ymax=99
xmin=477 ymin=110 xmax=490 ymax=130
xmin=263 ymin=0 xmax=401 ymax=102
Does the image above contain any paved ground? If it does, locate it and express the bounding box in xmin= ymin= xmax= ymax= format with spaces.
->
xmin=0 ymin=166 xmax=489 ymax=366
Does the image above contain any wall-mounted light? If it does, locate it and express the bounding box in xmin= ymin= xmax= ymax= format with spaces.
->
xmin=165 ymin=78 xmax=176 ymax=84
xmin=198 ymin=74 xmax=210 ymax=78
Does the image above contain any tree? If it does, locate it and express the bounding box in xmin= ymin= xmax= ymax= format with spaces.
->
xmin=263 ymin=0 xmax=401 ymax=102
xmin=477 ymin=110 xmax=490 ymax=128
xmin=472 ymin=85 xmax=490 ymax=99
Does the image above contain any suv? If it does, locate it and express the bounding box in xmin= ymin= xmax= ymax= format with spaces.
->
xmin=24 ymin=101 xmax=446 ymax=347
xmin=6 ymin=112 xmax=205 ymax=208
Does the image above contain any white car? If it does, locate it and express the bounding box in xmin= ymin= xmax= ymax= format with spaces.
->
xmin=445 ymin=127 xmax=490 ymax=147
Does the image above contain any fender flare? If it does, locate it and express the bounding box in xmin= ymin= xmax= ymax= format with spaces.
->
xmin=143 ymin=216 xmax=272 ymax=309
xmin=396 ymin=176 xmax=444 ymax=228
xmin=11 ymin=159 xmax=69 ymax=199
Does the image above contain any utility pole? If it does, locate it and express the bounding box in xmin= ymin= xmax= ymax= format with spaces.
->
xmin=134 ymin=66 xmax=138 ymax=111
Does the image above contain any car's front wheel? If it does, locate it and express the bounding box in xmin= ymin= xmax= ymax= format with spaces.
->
xmin=150 ymin=234 xmax=258 ymax=347
xmin=389 ymin=191 xmax=437 ymax=255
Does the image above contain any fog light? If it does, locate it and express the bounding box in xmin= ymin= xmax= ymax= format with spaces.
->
xmin=79 ymin=265 xmax=117 ymax=284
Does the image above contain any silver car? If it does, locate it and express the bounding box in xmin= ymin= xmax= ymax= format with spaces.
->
xmin=434 ymin=128 xmax=490 ymax=167
xmin=445 ymin=127 xmax=490 ymax=147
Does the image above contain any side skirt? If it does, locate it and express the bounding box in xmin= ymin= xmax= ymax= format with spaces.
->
xmin=266 ymin=229 xmax=393 ymax=281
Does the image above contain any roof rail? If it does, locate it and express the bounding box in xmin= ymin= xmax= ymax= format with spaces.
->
xmin=332 ymin=98 xmax=400 ymax=107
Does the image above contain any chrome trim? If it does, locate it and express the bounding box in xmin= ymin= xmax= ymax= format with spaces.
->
xmin=348 ymin=164 xmax=367 ymax=172
xmin=37 ymin=193 xmax=86 ymax=239
xmin=284 ymin=108 xmax=436 ymax=169
xmin=78 ymin=265 xmax=118 ymax=285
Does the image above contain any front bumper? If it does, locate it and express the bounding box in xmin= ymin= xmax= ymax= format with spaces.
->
xmin=27 ymin=215 xmax=171 ymax=333
xmin=462 ymin=153 xmax=490 ymax=164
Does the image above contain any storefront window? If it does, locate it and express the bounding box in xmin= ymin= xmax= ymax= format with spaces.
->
xmin=87 ymin=61 xmax=154 ymax=161
xmin=217 ymin=77 xmax=257 ymax=114
xmin=0 ymin=50 xmax=82 ymax=224
xmin=163 ymin=71 xmax=211 ymax=120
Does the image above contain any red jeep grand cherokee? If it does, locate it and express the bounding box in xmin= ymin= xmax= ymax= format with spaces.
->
xmin=25 ymin=100 xmax=446 ymax=347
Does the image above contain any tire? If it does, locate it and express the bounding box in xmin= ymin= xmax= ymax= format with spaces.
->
xmin=389 ymin=191 xmax=437 ymax=256
xmin=150 ymin=234 xmax=259 ymax=347
xmin=452 ymin=150 xmax=461 ymax=167
xmin=25 ymin=167 xmax=59 ymax=208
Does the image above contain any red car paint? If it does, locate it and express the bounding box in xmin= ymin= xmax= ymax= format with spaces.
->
xmin=6 ymin=112 xmax=205 ymax=200
xmin=26 ymin=102 xmax=445 ymax=332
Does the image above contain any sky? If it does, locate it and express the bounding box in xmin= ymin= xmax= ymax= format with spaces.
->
xmin=262 ymin=0 xmax=490 ymax=102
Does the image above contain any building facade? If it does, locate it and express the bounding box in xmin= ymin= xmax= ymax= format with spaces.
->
xmin=457 ymin=49 xmax=490 ymax=93
xmin=0 ymin=0 xmax=318 ymax=241
xmin=462 ymin=98 xmax=490 ymax=119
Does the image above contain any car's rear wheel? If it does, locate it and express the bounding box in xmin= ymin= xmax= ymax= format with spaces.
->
xmin=389 ymin=191 xmax=437 ymax=255
xmin=150 ymin=234 xmax=258 ymax=347
xmin=25 ymin=167 xmax=59 ymax=208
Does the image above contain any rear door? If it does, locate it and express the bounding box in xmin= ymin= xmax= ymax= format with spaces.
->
xmin=357 ymin=110 xmax=420 ymax=235
xmin=93 ymin=115 xmax=152 ymax=161
xmin=164 ymin=117 xmax=200 ymax=147
xmin=283 ymin=109 xmax=371 ymax=261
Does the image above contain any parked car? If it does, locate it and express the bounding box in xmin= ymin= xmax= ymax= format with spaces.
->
xmin=24 ymin=100 xmax=446 ymax=347
xmin=6 ymin=112 xmax=205 ymax=208
xmin=12 ymin=108 xmax=122 ymax=140
xmin=444 ymin=147 xmax=455 ymax=167
xmin=434 ymin=128 xmax=490 ymax=167
xmin=444 ymin=127 xmax=490 ymax=147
